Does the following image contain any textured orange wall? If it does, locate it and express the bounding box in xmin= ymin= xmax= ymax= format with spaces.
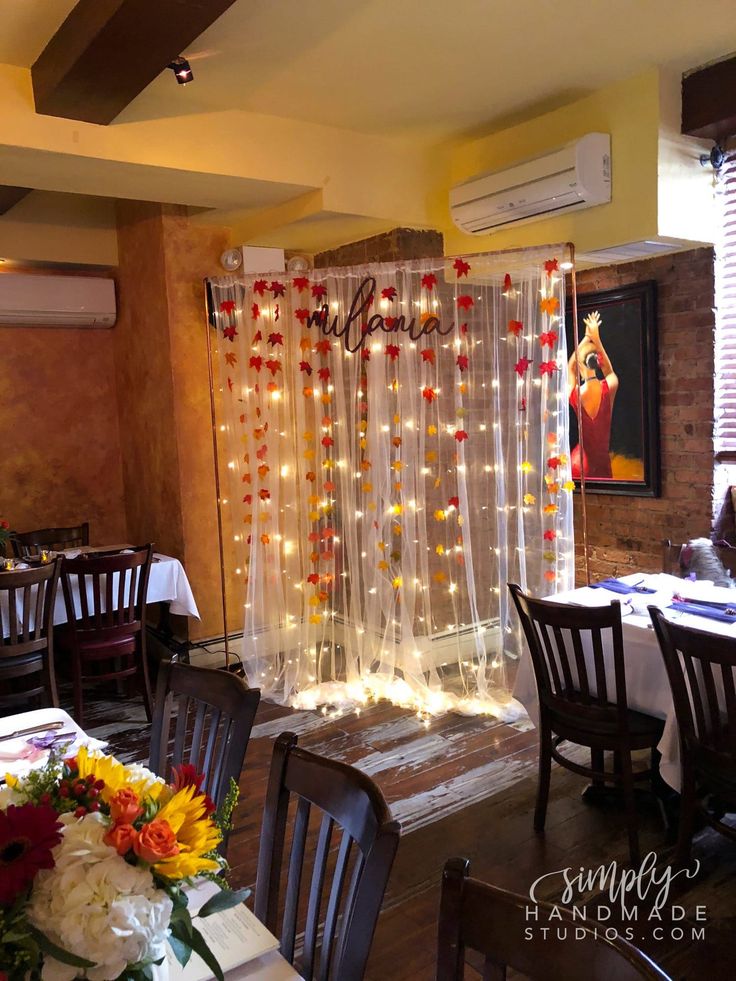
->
xmin=114 ymin=202 xmax=186 ymax=560
xmin=0 ymin=325 xmax=127 ymax=543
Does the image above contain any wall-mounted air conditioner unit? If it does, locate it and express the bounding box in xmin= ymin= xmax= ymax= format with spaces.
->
xmin=449 ymin=133 xmax=611 ymax=235
xmin=0 ymin=274 xmax=116 ymax=327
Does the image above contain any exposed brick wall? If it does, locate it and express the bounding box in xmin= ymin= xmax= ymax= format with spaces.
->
xmin=573 ymin=247 xmax=715 ymax=583
xmin=314 ymin=227 xmax=443 ymax=267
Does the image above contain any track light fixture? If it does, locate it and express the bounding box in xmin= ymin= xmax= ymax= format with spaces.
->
xmin=168 ymin=57 xmax=193 ymax=85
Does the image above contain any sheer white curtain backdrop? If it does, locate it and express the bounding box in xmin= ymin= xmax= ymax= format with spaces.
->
xmin=207 ymin=247 xmax=573 ymax=718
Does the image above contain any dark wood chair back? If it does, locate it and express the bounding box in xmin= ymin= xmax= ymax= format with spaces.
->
xmin=60 ymin=544 xmax=152 ymax=640
xmin=12 ymin=522 xmax=89 ymax=558
xmin=649 ymin=608 xmax=736 ymax=785
xmin=508 ymin=582 xmax=629 ymax=735
xmin=149 ymin=659 xmax=261 ymax=825
xmin=0 ymin=558 xmax=62 ymax=708
xmin=436 ymin=857 xmax=671 ymax=980
xmin=255 ymin=731 xmax=400 ymax=981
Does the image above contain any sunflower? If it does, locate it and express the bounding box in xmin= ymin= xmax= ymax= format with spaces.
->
xmin=74 ymin=746 xmax=164 ymax=806
xmin=0 ymin=803 xmax=62 ymax=904
xmin=151 ymin=784 xmax=222 ymax=880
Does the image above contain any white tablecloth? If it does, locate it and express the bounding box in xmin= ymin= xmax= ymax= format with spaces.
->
xmin=512 ymin=573 xmax=736 ymax=791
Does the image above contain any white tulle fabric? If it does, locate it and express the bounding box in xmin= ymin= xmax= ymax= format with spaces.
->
xmin=207 ymin=247 xmax=573 ymax=717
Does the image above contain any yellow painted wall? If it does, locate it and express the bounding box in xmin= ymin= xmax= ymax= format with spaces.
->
xmin=0 ymin=191 xmax=118 ymax=266
xmin=440 ymin=72 xmax=662 ymax=257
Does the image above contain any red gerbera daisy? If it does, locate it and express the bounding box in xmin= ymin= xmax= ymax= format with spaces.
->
xmin=0 ymin=803 xmax=62 ymax=904
xmin=171 ymin=764 xmax=216 ymax=815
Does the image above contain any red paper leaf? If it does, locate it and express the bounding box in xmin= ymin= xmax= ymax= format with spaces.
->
xmin=422 ymin=386 xmax=437 ymax=403
xmin=421 ymin=273 xmax=437 ymax=290
xmin=305 ymin=471 xmax=316 ymax=482
xmin=448 ymin=496 xmax=460 ymax=508
xmin=453 ymin=257 xmax=471 ymax=278
xmin=315 ymin=339 xmax=331 ymax=356
xmin=299 ymin=361 xmax=313 ymax=375
xmin=259 ymin=488 xmax=270 ymax=500
xmin=361 ymin=348 xmax=371 ymax=361
xmin=457 ymin=295 xmax=474 ymax=310
xmin=454 ymin=430 xmax=469 ymax=443
xmin=544 ymin=258 xmax=559 ymax=277
xmin=270 ymin=280 xmax=285 ymax=297
xmin=256 ymin=444 xmax=268 ymax=460
xmin=252 ymin=329 xmax=262 ymax=343
xmin=385 ymin=344 xmax=400 ymax=361
xmin=243 ymin=494 xmax=252 ymax=505
xmin=381 ymin=286 xmax=397 ymax=301
xmin=295 ymin=308 xmax=310 ymax=324
xmin=547 ymin=456 xmax=561 ymax=470
xmin=224 ymin=351 xmax=237 ymax=366
xmin=460 ymin=323 xmax=468 ymax=335
xmin=312 ymin=284 xmax=328 ymax=299
xmin=268 ymin=332 xmax=284 ymax=347
xmin=223 ymin=325 xmax=238 ymax=341
xmin=253 ymin=279 xmax=268 ymax=296
xmin=456 ymin=354 xmax=469 ymax=372
xmin=227 ymin=377 xmax=233 ymax=391
xmin=251 ymin=303 xmax=260 ymax=320
xmin=249 ymin=355 xmax=263 ymax=371
xmin=420 ymin=348 xmax=435 ymax=364
xmin=307 ymin=572 xmax=320 ymax=584
xmin=539 ymin=361 xmax=558 ymax=376
xmin=384 ymin=316 xmax=397 ymax=329
xmin=502 ymin=274 xmax=512 ymax=294
xmin=508 ymin=319 xmax=523 ymax=337
xmin=539 ymin=330 xmax=558 ymax=348
xmin=219 ymin=299 xmax=236 ymax=314
xmin=265 ymin=359 xmax=282 ymax=376
xmin=317 ymin=366 xmax=331 ymax=381
xmin=514 ymin=357 xmax=532 ymax=377
xmin=321 ymin=435 xmax=334 ymax=447
xmin=293 ymin=277 xmax=310 ymax=292
xmin=520 ymin=397 xmax=527 ymax=412
xmin=544 ymin=529 xmax=557 ymax=541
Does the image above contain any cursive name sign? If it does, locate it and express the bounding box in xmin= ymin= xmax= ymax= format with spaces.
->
xmin=306 ymin=277 xmax=454 ymax=353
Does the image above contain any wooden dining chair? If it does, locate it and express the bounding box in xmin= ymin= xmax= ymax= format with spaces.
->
xmin=149 ymin=659 xmax=261 ymax=848
xmin=437 ymin=857 xmax=671 ymax=980
xmin=508 ymin=583 xmax=664 ymax=865
xmin=12 ymin=522 xmax=89 ymax=559
xmin=255 ymin=731 xmax=401 ymax=981
xmin=59 ymin=544 xmax=153 ymax=726
xmin=0 ymin=558 xmax=62 ymax=711
xmin=649 ymin=607 xmax=736 ymax=866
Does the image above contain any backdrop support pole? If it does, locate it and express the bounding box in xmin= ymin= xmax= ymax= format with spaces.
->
xmin=204 ymin=302 xmax=230 ymax=668
xmin=568 ymin=243 xmax=591 ymax=586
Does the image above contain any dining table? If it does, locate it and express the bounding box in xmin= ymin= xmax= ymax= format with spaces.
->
xmin=0 ymin=706 xmax=301 ymax=981
xmin=512 ymin=571 xmax=736 ymax=792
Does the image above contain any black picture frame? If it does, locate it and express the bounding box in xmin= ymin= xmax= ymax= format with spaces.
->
xmin=565 ymin=280 xmax=659 ymax=497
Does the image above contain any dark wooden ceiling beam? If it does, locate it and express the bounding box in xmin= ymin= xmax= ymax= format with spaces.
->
xmin=31 ymin=0 xmax=238 ymax=125
xmin=0 ymin=186 xmax=31 ymax=216
xmin=682 ymin=56 xmax=736 ymax=141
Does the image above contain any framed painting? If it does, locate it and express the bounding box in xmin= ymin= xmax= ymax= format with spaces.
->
xmin=565 ymin=280 xmax=659 ymax=497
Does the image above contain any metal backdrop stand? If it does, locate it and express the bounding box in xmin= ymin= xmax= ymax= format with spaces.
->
xmin=567 ymin=243 xmax=591 ymax=585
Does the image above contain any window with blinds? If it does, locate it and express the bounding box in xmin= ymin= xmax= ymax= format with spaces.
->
xmin=715 ymin=150 xmax=736 ymax=460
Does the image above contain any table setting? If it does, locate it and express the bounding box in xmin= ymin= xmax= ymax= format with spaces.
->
xmin=513 ymin=571 xmax=736 ymax=792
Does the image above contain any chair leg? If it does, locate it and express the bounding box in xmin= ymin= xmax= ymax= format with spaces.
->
xmin=139 ymin=636 xmax=153 ymax=721
xmin=674 ymin=770 xmax=698 ymax=869
xmin=591 ymin=749 xmax=605 ymax=787
xmin=534 ymin=726 xmax=552 ymax=833
xmin=73 ymin=652 xmax=84 ymax=727
xmin=620 ymin=750 xmax=640 ymax=866
xmin=45 ymin=650 xmax=59 ymax=708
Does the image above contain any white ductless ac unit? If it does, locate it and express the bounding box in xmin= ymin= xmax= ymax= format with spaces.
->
xmin=0 ymin=274 xmax=116 ymax=327
xmin=449 ymin=133 xmax=611 ymax=235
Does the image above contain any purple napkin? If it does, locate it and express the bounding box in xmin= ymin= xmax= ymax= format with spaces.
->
xmin=669 ymin=601 xmax=736 ymax=624
xmin=590 ymin=578 xmax=656 ymax=595
xmin=27 ymin=730 xmax=77 ymax=749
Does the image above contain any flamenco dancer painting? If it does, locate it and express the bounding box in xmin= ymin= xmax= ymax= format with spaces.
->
xmin=568 ymin=311 xmax=617 ymax=479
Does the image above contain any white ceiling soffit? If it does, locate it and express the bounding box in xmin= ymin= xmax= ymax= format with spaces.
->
xmin=575 ymin=239 xmax=690 ymax=265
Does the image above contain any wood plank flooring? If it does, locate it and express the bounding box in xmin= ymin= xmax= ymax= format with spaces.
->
xmin=77 ymin=689 xmax=733 ymax=981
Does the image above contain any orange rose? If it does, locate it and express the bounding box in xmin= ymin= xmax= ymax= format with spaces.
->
xmin=109 ymin=787 xmax=143 ymax=824
xmin=104 ymin=822 xmax=139 ymax=855
xmin=133 ymin=819 xmax=180 ymax=864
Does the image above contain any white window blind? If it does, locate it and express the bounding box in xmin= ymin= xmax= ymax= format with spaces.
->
xmin=716 ymin=150 xmax=736 ymax=459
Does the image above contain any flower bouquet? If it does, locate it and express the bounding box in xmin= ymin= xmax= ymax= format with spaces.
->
xmin=0 ymin=747 xmax=246 ymax=981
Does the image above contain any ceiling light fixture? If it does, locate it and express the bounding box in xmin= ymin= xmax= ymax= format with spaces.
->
xmin=168 ymin=57 xmax=193 ymax=85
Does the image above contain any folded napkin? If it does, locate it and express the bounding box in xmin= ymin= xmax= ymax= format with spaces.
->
xmin=669 ymin=601 xmax=736 ymax=624
xmin=590 ymin=578 xmax=656 ymax=595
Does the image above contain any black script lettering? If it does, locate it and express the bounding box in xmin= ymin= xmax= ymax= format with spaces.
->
xmin=343 ymin=278 xmax=377 ymax=352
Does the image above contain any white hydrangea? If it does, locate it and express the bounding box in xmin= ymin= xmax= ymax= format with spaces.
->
xmin=27 ymin=812 xmax=173 ymax=981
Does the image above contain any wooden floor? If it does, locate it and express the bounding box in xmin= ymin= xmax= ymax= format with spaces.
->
xmin=83 ymin=690 xmax=733 ymax=981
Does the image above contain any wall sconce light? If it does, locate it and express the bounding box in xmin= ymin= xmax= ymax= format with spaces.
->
xmin=168 ymin=57 xmax=193 ymax=85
